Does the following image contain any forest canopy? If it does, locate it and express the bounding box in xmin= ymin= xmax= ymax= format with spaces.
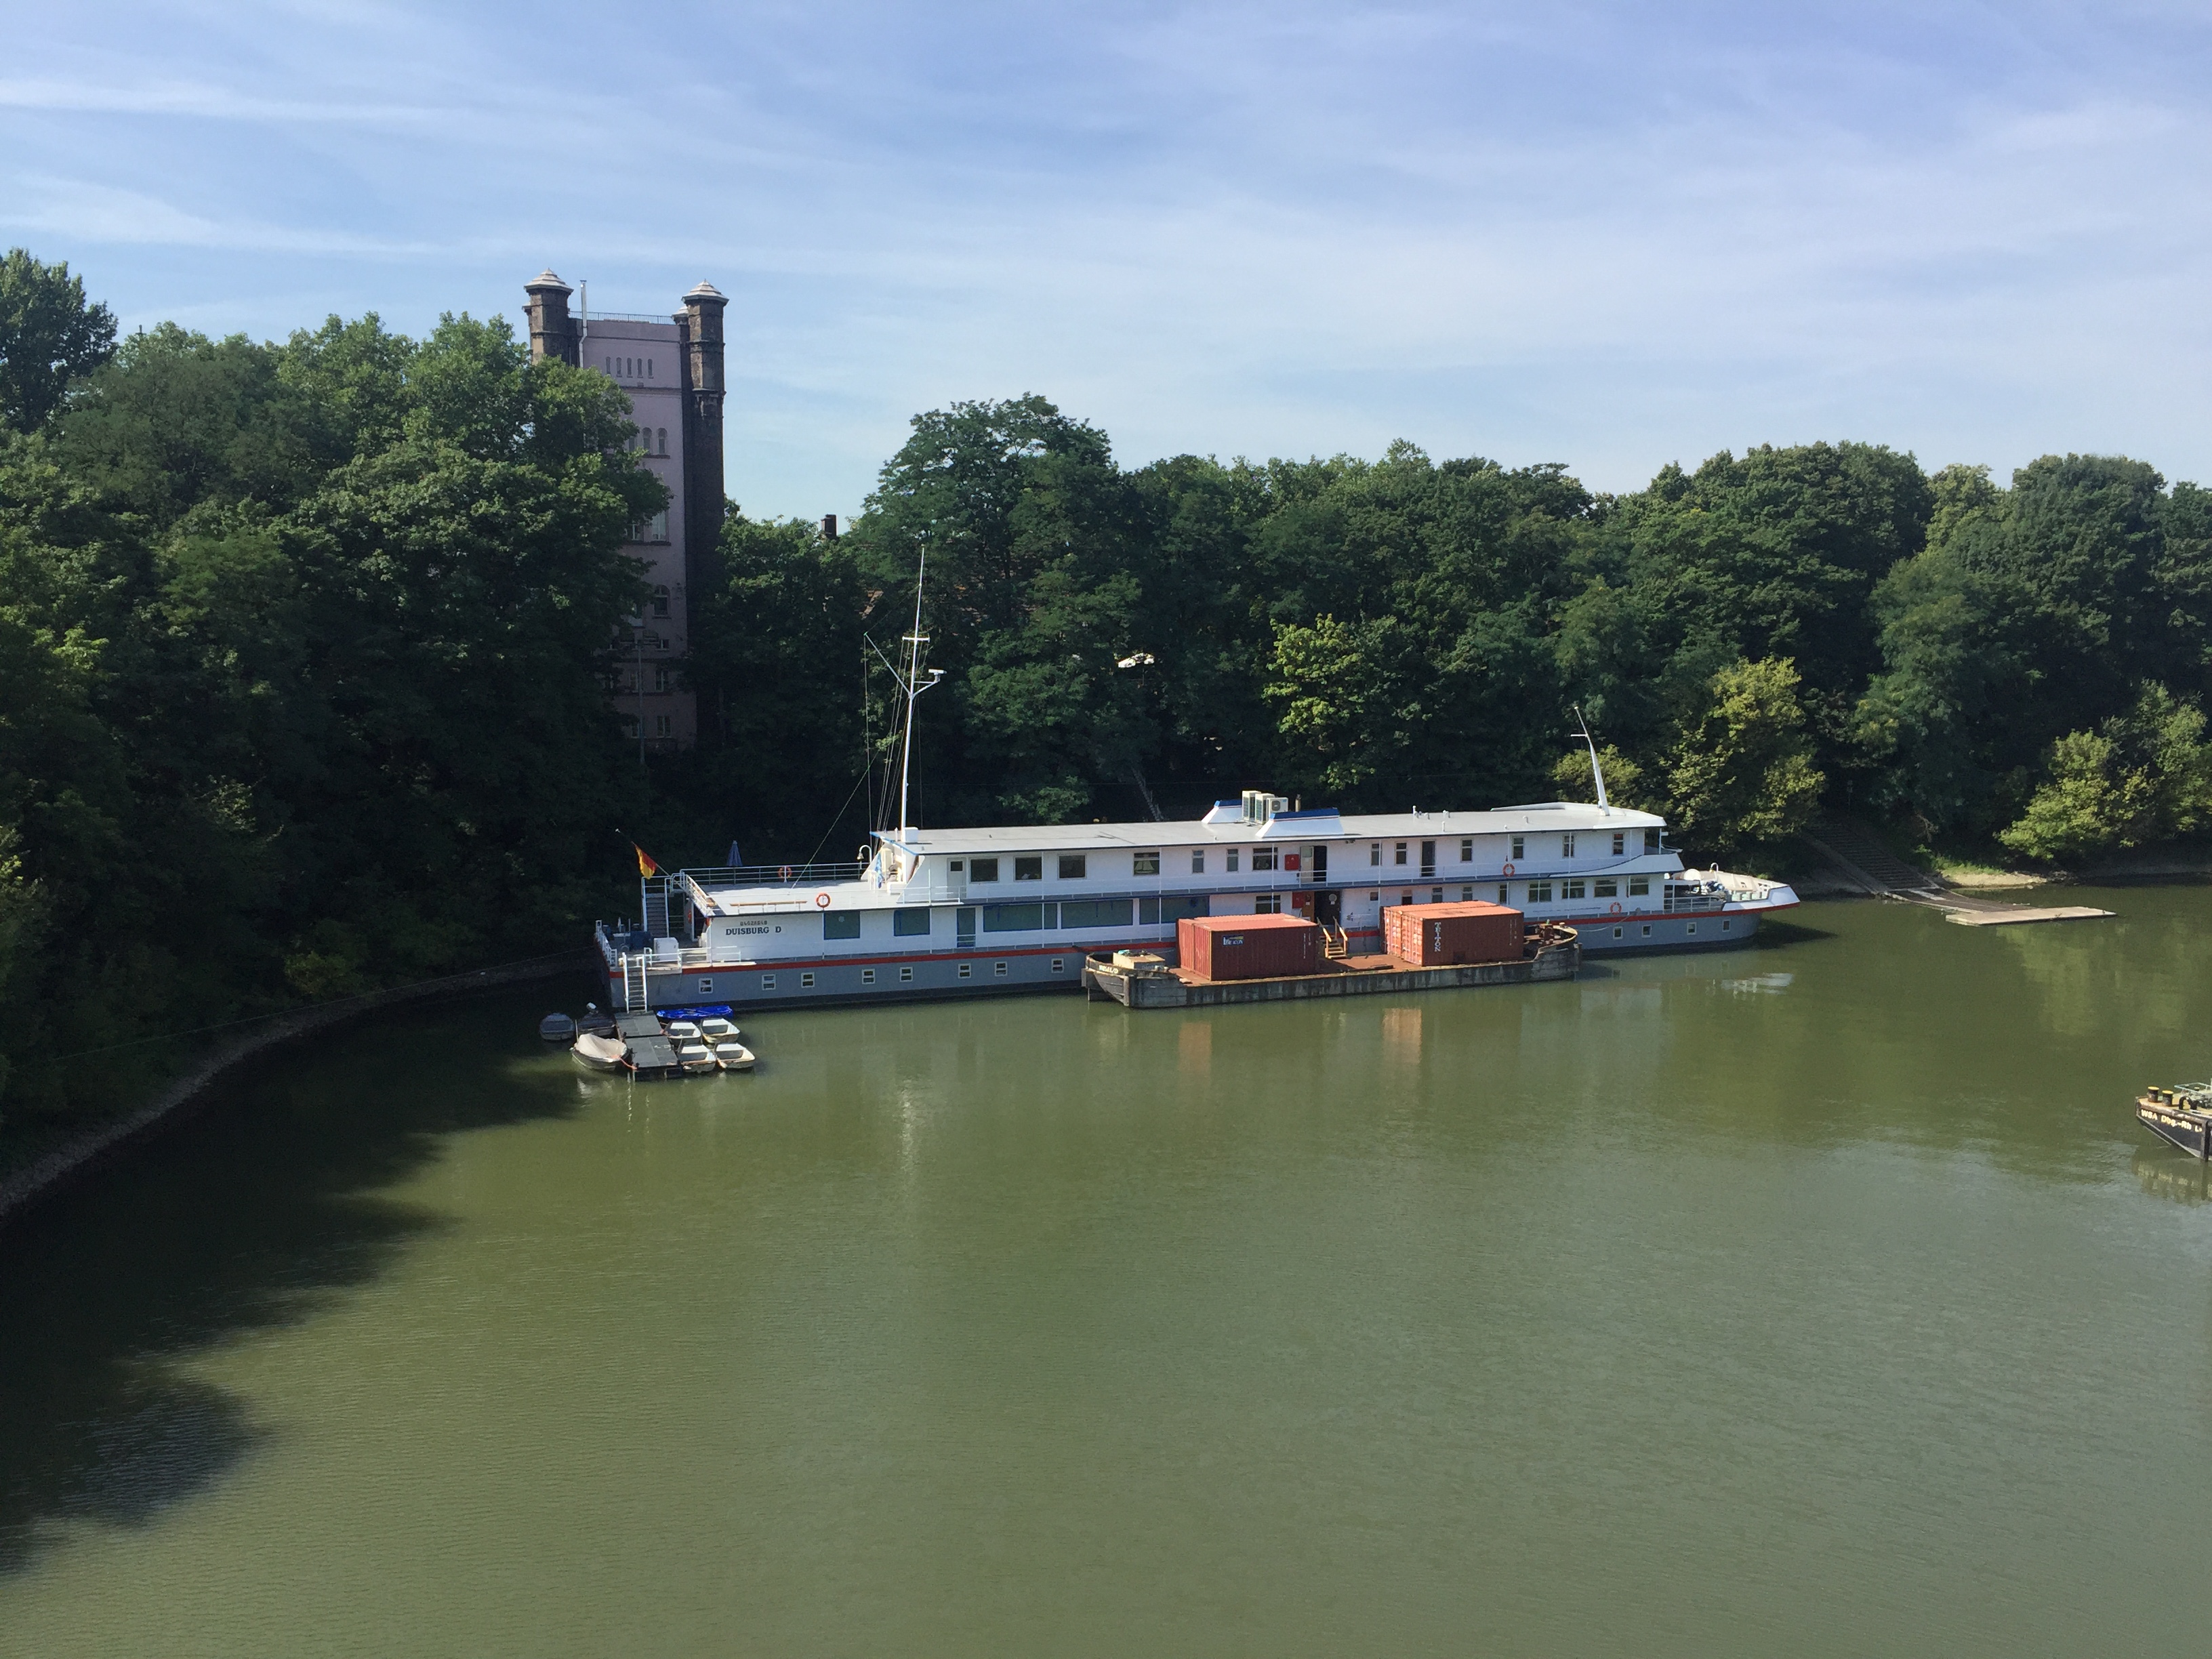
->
xmin=4 ymin=249 xmax=2209 ymax=1130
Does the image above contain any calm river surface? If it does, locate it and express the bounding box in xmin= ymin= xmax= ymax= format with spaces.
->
xmin=5 ymin=889 xmax=2212 ymax=1656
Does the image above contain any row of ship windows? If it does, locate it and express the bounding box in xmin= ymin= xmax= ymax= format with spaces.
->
xmin=815 ymin=880 xmax=1666 ymax=941
xmin=741 ymin=961 xmax=1067 ymax=991
xmin=957 ymin=829 xmax=1662 ymax=884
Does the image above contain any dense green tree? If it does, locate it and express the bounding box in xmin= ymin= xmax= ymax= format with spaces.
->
xmin=1664 ymin=658 xmax=1824 ymax=863
xmin=1996 ymin=685 xmax=2212 ymax=863
xmin=0 ymin=249 xmax=117 ymax=432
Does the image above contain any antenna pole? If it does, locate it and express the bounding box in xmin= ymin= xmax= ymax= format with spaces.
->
xmin=1572 ymin=704 xmax=1610 ymax=812
xmin=895 ymin=549 xmax=943 ymax=840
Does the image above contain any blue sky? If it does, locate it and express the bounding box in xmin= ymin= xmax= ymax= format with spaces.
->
xmin=5 ymin=1 xmax=2209 ymax=520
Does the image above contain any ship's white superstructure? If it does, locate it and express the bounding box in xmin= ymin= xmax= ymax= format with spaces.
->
xmin=595 ymin=791 xmax=1798 ymax=1011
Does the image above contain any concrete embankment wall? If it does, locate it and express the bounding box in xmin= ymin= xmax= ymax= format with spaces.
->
xmin=0 ymin=949 xmax=594 ymax=1232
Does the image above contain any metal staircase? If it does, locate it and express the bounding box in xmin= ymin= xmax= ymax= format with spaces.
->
xmin=1321 ymin=924 xmax=1349 ymax=960
xmin=621 ymin=951 xmax=649 ymax=1012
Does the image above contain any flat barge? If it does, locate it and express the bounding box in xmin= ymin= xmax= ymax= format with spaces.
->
xmin=2138 ymin=1085 xmax=2212 ymax=1159
xmin=1084 ymin=926 xmax=1580 ymax=1009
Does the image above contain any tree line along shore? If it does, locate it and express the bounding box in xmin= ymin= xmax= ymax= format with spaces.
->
xmin=3 ymin=247 xmax=2209 ymax=1145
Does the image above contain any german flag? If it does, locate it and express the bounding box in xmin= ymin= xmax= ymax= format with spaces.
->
xmin=633 ymin=842 xmax=659 ymax=877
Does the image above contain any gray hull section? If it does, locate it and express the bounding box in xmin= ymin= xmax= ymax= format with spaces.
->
xmin=611 ymin=909 xmax=1773 ymax=1012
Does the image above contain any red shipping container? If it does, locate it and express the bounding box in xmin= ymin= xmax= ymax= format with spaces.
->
xmin=1380 ymin=901 xmax=1525 ymax=966
xmin=1176 ymin=913 xmax=1322 ymax=981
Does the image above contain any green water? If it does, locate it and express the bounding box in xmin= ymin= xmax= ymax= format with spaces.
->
xmin=5 ymin=890 xmax=2211 ymax=1656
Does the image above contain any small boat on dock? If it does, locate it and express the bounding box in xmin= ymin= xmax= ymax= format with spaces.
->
xmin=676 ymin=1041 xmax=719 ymax=1075
xmin=698 ymin=1017 xmax=739 ymax=1044
xmin=539 ymin=1011 xmax=577 ymax=1042
xmin=716 ymin=1042 xmax=756 ymax=1072
xmin=571 ymin=1032 xmax=627 ymax=1071
xmin=2138 ymin=1083 xmax=2212 ymax=1160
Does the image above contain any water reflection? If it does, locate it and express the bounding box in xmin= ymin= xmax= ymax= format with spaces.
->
xmin=2134 ymin=1149 xmax=2212 ymax=1206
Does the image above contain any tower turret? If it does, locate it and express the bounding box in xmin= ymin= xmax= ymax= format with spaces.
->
xmin=678 ymin=280 xmax=729 ymax=628
xmin=524 ymin=269 xmax=579 ymax=366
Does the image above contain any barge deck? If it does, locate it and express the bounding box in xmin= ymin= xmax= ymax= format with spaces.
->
xmin=1084 ymin=937 xmax=1580 ymax=1009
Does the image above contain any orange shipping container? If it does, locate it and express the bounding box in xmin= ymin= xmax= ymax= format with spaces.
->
xmin=1380 ymin=901 xmax=1524 ymax=966
xmin=1176 ymin=914 xmax=1323 ymax=981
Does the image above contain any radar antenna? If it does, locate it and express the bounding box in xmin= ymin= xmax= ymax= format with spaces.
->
xmin=1570 ymin=705 xmax=1610 ymax=813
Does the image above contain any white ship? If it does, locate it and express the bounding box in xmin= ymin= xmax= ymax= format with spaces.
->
xmin=594 ymin=565 xmax=1798 ymax=1012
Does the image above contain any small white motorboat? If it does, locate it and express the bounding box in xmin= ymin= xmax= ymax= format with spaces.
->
xmin=716 ymin=1042 xmax=756 ymax=1072
xmin=538 ymin=1012 xmax=577 ymax=1042
xmin=698 ymin=1017 xmax=739 ymax=1044
xmin=571 ymin=1032 xmax=627 ymax=1072
xmin=665 ymin=1020 xmax=701 ymax=1044
xmin=676 ymin=1041 xmax=718 ymax=1075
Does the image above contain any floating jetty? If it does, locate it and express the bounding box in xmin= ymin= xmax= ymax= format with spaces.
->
xmin=1084 ymin=926 xmax=1579 ymax=1009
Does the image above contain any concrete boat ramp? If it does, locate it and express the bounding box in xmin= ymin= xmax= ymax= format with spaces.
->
xmin=1802 ymin=819 xmax=2114 ymax=928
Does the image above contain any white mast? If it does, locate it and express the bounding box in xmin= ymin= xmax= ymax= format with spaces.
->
xmin=1572 ymin=704 xmax=1610 ymax=813
xmin=894 ymin=550 xmax=944 ymax=845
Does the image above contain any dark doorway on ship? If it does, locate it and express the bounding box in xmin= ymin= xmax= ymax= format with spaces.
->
xmin=1315 ymin=889 xmax=1342 ymax=927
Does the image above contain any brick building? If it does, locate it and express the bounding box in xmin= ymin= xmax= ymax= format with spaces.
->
xmin=523 ymin=270 xmax=726 ymax=750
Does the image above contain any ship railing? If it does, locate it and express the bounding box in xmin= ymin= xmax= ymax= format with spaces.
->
xmin=681 ymin=861 xmax=867 ymax=890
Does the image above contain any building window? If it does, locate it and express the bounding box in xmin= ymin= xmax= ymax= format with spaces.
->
xmin=1460 ymin=838 xmax=1473 ymax=861
xmin=1645 ymin=829 xmax=1662 ymax=853
xmin=762 ymin=975 xmax=776 ymax=989
xmin=1595 ymin=878 xmax=1618 ymax=898
xmin=1393 ymin=842 xmax=1408 ymax=865
xmin=1059 ymin=855 xmax=1087 ymax=880
xmin=652 ymin=586 xmax=670 ymax=617
xmin=1225 ymin=850 xmax=1240 ymax=872
xmin=1250 ymin=846 xmax=1277 ymax=872
xmin=1612 ymin=832 xmax=1625 ymax=855
xmin=970 ymin=858 xmax=1000 ymax=882
xmin=1563 ymin=879 xmax=1586 ymax=900
xmin=1562 ymin=834 xmax=1576 ymax=857
xmin=823 ymin=912 xmax=861 ymax=940
xmin=900 ymin=965 xmax=914 ymax=981
xmin=1254 ymin=894 xmax=1282 ymax=914
xmin=1189 ymin=850 xmax=1206 ymax=874
xmin=653 ymin=665 xmax=671 ymax=693
xmin=1014 ymin=856 xmax=1042 ymax=881
xmin=800 ymin=972 xmax=815 ymax=989
xmin=655 ymin=715 xmax=672 ymax=737
xmin=862 ymin=968 xmax=876 ymax=984
xmin=958 ymin=963 xmax=972 ymax=979
xmin=1051 ymin=958 xmax=1065 ymax=972
xmin=1510 ymin=835 xmax=1525 ymax=861
xmin=1629 ymin=876 xmax=1650 ymax=896
xmin=1527 ymin=880 xmax=1553 ymax=903
xmin=893 ymin=909 xmax=930 ymax=937
xmin=994 ymin=962 xmax=1008 ymax=977
xmin=657 ymin=427 xmax=668 ymax=453
xmin=620 ymin=714 xmax=638 ymax=738
xmin=1133 ymin=851 xmax=1160 ymax=876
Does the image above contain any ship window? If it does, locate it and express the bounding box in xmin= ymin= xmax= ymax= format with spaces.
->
xmin=1460 ymin=885 xmax=1474 ymax=901
xmin=1059 ymin=855 xmax=1087 ymax=880
xmin=1187 ymin=850 xmax=1204 ymax=874
xmin=1497 ymin=886 xmax=1509 ymax=905
xmin=949 ymin=859 xmax=963 ymax=872
xmin=994 ymin=962 xmax=1008 ymax=976
xmin=1630 ymin=876 xmax=1650 ymax=895
xmin=1562 ymin=834 xmax=1576 ymax=857
xmin=1226 ymin=850 xmax=1240 ymax=872
xmin=800 ymin=972 xmax=815 ymax=988
xmin=1394 ymin=842 xmax=1408 ymax=865
xmin=762 ymin=975 xmax=776 ymax=989
xmin=1254 ymin=894 xmax=1282 ymax=914
xmin=1527 ymin=880 xmax=1553 ymax=903
xmin=1399 ymin=892 xmax=1413 ymax=907
xmin=1051 ymin=958 xmax=1065 ymax=972
xmin=894 ymin=909 xmax=931 ymax=937
xmin=1510 ymin=835 xmax=1525 ymax=861
xmin=1595 ymin=878 xmax=1618 ymax=898
xmin=1687 ymin=922 xmax=1697 ymax=935
xmin=1612 ymin=832 xmax=1625 ymax=855
xmin=1250 ymin=846 xmax=1277 ymax=872
xmin=983 ymin=903 xmax=1044 ymax=933
xmin=970 ymin=858 xmax=1000 ymax=882
xmin=1133 ymin=851 xmax=1160 ymax=876
xmin=1641 ymin=924 xmax=1652 ymax=937
xmin=1014 ymin=856 xmax=1042 ymax=881
xmin=1563 ymin=879 xmax=1586 ymax=900
xmin=862 ymin=968 xmax=876 ymax=983
xmin=1723 ymin=919 xmax=1732 ymax=930
xmin=1612 ymin=926 xmax=1622 ymax=939
xmin=1460 ymin=838 xmax=1472 ymax=861
xmin=697 ymin=978 xmax=713 ymax=994
xmin=823 ymin=912 xmax=861 ymax=939
xmin=958 ymin=964 xmax=971 ymax=978
xmin=1370 ymin=891 xmax=1380 ymax=901
xmin=900 ymin=966 xmax=914 ymax=981
xmin=1645 ymin=829 xmax=1662 ymax=853
xmin=1061 ymin=899 xmax=1132 ymax=928
xmin=1370 ymin=843 xmax=1380 ymax=865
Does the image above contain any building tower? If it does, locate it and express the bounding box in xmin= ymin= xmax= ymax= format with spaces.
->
xmin=524 ymin=270 xmax=579 ymax=367
xmin=678 ymin=281 xmax=728 ymax=650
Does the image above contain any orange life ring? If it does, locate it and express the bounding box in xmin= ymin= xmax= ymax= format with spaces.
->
xmin=779 ymin=865 xmax=794 ymax=882
xmin=815 ymin=890 xmax=832 ymax=908
xmin=1502 ymin=863 xmax=1515 ymax=877
xmin=1609 ymin=902 xmax=1622 ymax=915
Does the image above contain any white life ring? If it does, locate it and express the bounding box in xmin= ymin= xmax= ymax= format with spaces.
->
xmin=815 ymin=890 xmax=832 ymax=909
xmin=1501 ymin=863 xmax=1515 ymax=877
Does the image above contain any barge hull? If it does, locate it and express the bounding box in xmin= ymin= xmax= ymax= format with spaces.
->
xmin=1084 ymin=943 xmax=1580 ymax=1008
